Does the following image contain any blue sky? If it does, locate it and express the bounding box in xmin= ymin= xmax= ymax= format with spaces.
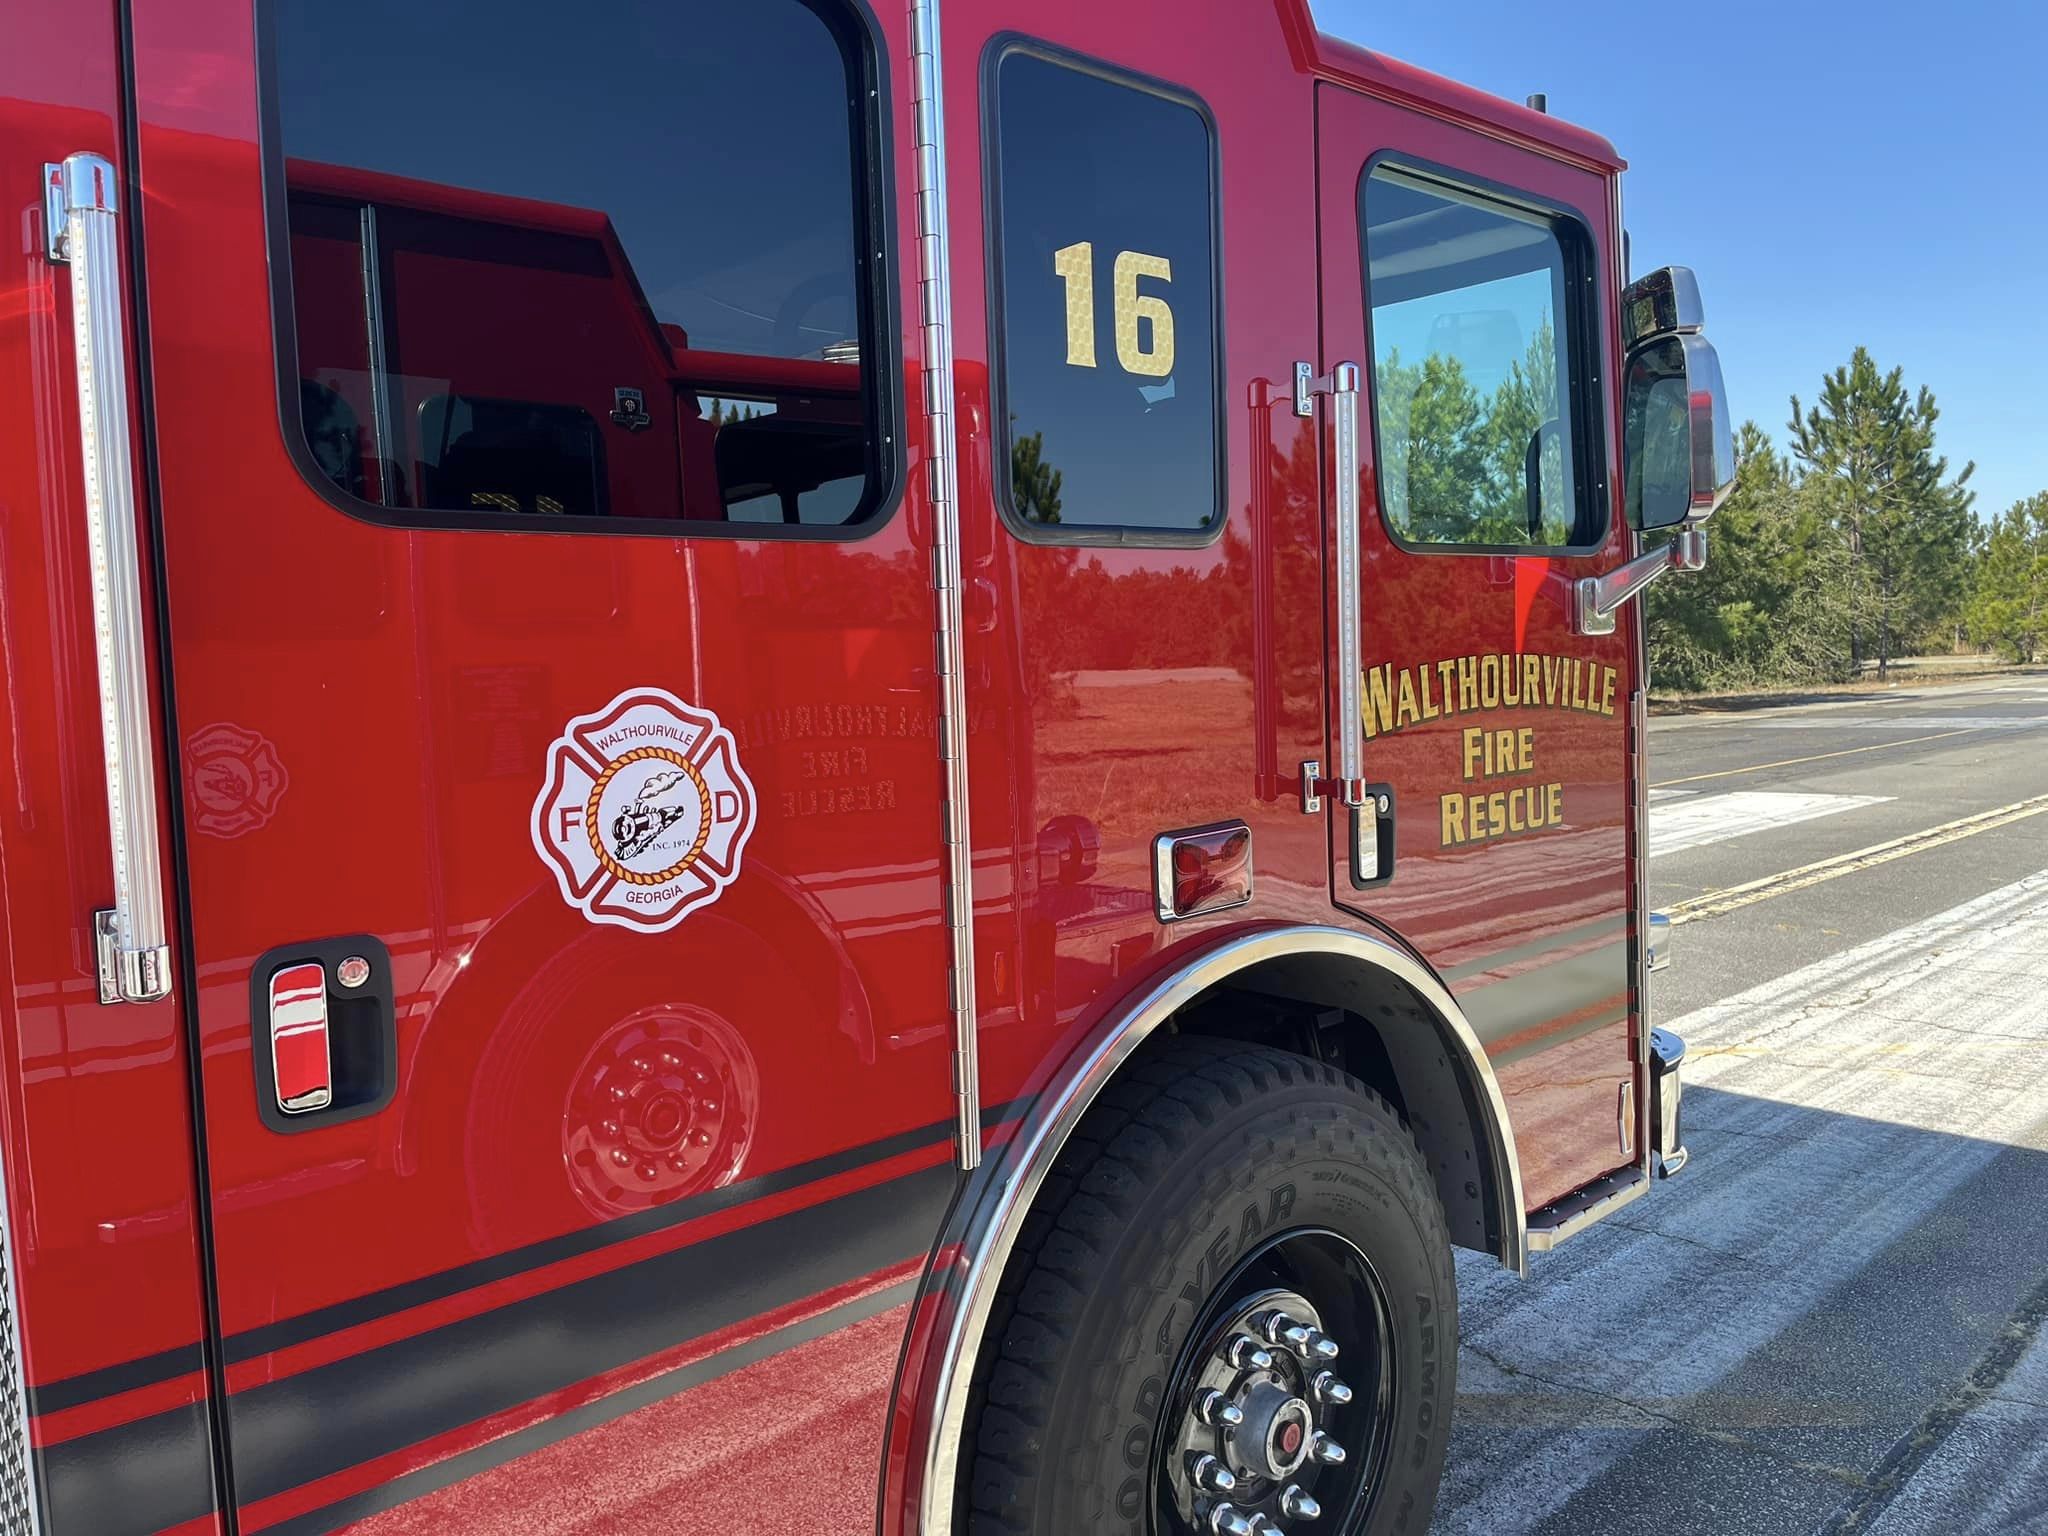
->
xmin=1313 ymin=0 xmax=2048 ymax=519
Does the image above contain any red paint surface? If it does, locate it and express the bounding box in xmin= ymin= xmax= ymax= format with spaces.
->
xmin=0 ymin=0 xmax=217 ymax=1459
xmin=0 ymin=0 xmax=1655 ymax=1528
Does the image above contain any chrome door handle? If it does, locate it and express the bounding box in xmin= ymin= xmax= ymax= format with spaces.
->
xmin=1574 ymin=527 xmax=1707 ymax=637
xmin=47 ymin=153 xmax=171 ymax=1004
xmin=1296 ymin=360 xmax=1366 ymax=807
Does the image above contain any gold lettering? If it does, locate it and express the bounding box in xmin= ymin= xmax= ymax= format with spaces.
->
xmin=1462 ymin=727 xmax=1486 ymax=782
xmin=1480 ymin=654 xmax=1501 ymax=711
xmin=1502 ymin=652 xmax=1523 ymax=708
xmin=1546 ymin=781 xmax=1562 ymax=823
xmin=1601 ymin=667 xmax=1617 ymax=716
xmin=1365 ymin=665 xmax=1397 ymax=740
xmin=1396 ymin=670 xmax=1420 ymax=729
xmin=1541 ymin=655 xmax=1561 ymax=707
xmin=1457 ymin=655 xmax=1478 ymax=712
xmin=1441 ymin=792 xmax=1466 ymax=846
xmin=1523 ymin=654 xmax=1542 ymax=708
xmin=1517 ymin=726 xmax=1534 ymax=771
xmin=1419 ymin=664 xmax=1439 ymax=720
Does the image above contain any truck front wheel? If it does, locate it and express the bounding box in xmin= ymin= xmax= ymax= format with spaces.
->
xmin=967 ymin=1036 xmax=1458 ymax=1536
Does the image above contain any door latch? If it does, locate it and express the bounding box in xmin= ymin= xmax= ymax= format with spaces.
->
xmin=250 ymin=935 xmax=397 ymax=1132
xmin=1349 ymin=785 xmax=1396 ymax=890
xmin=268 ymin=961 xmax=334 ymax=1114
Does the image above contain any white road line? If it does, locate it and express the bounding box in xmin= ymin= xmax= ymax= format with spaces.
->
xmin=1863 ymin=1328 xmax=2048 ymax=1536
xmin=1748 ymin=714 xmax=2046 ymax=731
xmin=1650 ymin=790 xmax=1889 ymax=856
xmin=1666 ymin=793 xmax=2048 ymax=925
xmin=1437 ymin=870 xmax=2048 ymax=1535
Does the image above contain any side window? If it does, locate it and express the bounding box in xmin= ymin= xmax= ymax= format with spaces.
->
xmin=267 ymin=0 xmax=891 ymax=534
xmin=1361 ymin=166 xmax=1604 ymax=550
xmin=987 ymin=43 xmax=1223 ymax=541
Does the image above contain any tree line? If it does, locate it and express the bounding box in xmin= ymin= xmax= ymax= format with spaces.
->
xmin=1649 ymin=346 xmax=2047 ymax=689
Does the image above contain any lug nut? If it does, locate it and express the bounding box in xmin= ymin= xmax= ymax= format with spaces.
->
xmin=1189 ymin=1453 xmax=1237 ymax=1495
xmin=1226 ymin=1334 xmax=1275 ymax=1371
xmin=1209 ymin=1503 xmax=1257 ymax=1536
xmin=1281 ymin=1484 xmax=1323 ymax=1520
xmin=1248 ymin=1517 xmax=1287 ymax=1535
xmin=1197 ymin=1388 xmax=1245 ymax=1428
xmin=1310 ymin=1429 xmax=1346 ymax=1466
xmin=1299 ymin=1329 xmax=1340 ymax=1363
xmin=1312 ymin=1370 xmax=1353 ymax=1407
xmin=1260 ymin=1309 xmax=1306 ymax=1345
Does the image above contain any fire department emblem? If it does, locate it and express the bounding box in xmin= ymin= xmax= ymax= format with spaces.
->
xmin=531 ymin=688 xmax=756 ymax=932
xmin=185 ymin=722 xmax=288 ymax=839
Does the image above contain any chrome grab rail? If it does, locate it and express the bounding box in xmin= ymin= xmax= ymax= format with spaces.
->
xmin=1295 ymin=360 xmax=1366 ymax=806
xmin=1574 ymin=526 xmax=1706 ymax=638
xmin=47 ymin=154 xmax=172 ymax=1004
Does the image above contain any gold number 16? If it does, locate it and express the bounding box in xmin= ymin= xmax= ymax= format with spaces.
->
xmin=1052 ymin=241 xmax=1175 ymax=378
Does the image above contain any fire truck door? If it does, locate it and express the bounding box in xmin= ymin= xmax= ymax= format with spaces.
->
xmin=1314 ymin=83 xmax=1643 ymax=1209
xmin=122 ymin=3 xmax=956 ymax=1529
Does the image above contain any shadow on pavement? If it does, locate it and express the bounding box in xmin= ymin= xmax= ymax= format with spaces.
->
xmin=1431 ymin=1082 xmax=2048 ymax=1536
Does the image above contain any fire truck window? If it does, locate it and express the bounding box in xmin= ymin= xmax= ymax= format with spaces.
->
xmin=1362 ymin=168 xmax=1603 ymax=550
xmin=988 ymin=45 xmax=1223 ymax=541
xmin=267 ymin=0 xmax=890 ymax=535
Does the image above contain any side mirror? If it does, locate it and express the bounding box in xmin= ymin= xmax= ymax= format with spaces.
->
xmin=1620 ymin=267 xmax=1734 ymax=532
xmin=1572 ymin=266 xmax=1734 ymax=633
xmin=1623 ymin=333 xmax=1735 ymax=531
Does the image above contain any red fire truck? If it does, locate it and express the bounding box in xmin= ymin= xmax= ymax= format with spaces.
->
xmin=0 ymin=0 xmax=1733 ymax=1532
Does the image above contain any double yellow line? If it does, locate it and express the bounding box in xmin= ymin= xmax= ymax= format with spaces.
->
xmin=1667 ymin=793 xmax=2048 ymax=926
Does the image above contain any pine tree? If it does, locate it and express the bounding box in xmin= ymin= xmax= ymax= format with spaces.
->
xmin=1010 ymin=427 xmax=1063 ymax=524
xmin=1968 ymin=493 xmax=2048 ymax=663
xmin=1788 ymin=347 xmax=1975 ymax=678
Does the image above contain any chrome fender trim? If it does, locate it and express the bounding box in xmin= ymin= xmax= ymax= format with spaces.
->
xmin=906 ymin=923 xmax=1526 ymax=1532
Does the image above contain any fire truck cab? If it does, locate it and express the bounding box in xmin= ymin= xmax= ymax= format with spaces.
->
xmin=0 ymin=1 xmax=1732 ymax=1533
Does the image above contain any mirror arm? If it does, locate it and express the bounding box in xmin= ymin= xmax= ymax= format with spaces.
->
xmin=1574 ymin=527 xmax=1706 ymax=636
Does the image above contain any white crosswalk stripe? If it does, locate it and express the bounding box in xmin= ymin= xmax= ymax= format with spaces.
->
xmin=1650 ymin=789 xmax=1890 ymax=855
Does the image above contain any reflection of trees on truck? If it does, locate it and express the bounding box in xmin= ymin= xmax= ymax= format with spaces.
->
xmin=283 ymin=160 xmax=871 ymax=530
xmin=611 ymin=770 xmax=695 ymax=861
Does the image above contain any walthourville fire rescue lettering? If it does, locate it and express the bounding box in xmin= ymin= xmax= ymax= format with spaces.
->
xmin=1362 ymin=654 xmax=1622 ymax=848
xmin=0 ymin=1 xmax=1734 ymax=1533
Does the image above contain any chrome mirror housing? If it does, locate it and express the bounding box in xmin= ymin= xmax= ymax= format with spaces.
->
xmin=1621 ymin=264 xmax=1704 ymax=349
xmin=1622 ymin=329 xmax=1735 ymax=532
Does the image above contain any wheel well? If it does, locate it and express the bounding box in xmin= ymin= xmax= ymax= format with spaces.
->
xmin=1168 ymin=955 xmax=1505 ymax=1259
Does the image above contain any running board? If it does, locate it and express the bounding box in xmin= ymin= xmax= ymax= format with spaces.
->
xmin=1525 ymin=1166 xmax=1649 ymax=1253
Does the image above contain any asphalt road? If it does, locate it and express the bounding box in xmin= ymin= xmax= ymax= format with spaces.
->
xmin=1431 ymin=668 xmax=2048 ymax=1536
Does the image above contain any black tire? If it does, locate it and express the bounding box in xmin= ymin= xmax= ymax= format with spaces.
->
xmin=966 ymin=1035 xmax=1457 ymax=1536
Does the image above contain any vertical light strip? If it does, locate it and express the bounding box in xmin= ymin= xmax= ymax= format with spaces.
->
xmin=908 ymin=0 xmax=980 ymax=1170
xmin=55 ymin=153 xmax=171 ymax=1005
xmin=1328 ymin=363 xmax=1364 ymax=804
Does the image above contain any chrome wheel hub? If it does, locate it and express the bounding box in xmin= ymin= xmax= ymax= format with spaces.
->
xmin=1154 ymin=1229 xmax=1396 ymax=1536
xmin=1167 ymin=1288 xmax=1353 ymax=1534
